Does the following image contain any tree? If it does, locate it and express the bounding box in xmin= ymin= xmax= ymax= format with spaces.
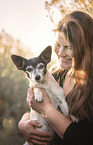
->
xmin=45 ymin=0 xmax=93 ymax=26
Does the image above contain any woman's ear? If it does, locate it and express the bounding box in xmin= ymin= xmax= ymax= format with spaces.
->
xmin=40 ymin=46 xmax=52 ymax=64
xmin=11 ymin=55 xmax=26 ymax=70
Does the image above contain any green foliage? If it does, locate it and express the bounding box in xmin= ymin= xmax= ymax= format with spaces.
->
xmin=0 ymin=29 xmax=33 ymax=145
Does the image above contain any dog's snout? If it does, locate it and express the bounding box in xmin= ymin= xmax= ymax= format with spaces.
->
xmin=35 ymin=75 xmax=40 ymax=81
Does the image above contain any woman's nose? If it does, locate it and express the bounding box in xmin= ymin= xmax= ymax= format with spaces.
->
xmin=58 ymin=47 xmax=66 ymax=57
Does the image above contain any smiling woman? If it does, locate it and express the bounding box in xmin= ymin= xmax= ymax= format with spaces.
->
xmin=18 ymin=10 xmax=93 ymax=145
xmin=54 ymin=32 xmax=73 ymax=70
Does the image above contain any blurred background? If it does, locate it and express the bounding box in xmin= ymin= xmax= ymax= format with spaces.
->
xmin=0 ymin=0 xmax=93 ymax=144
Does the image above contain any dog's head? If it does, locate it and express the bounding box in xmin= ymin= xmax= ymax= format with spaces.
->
xmin=11 ymin=46 xmax=52 ymax=83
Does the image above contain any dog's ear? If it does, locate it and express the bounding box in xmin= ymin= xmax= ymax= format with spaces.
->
xmin=40 ymin=46 xmax=52 ymax=64
xmin=11 ymin=55 xmax=26 ymax=70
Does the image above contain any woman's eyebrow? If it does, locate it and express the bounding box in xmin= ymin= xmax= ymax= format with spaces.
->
xmin=64 ymin=42 xmax=71 ymax=47
xmin=65 ymin=44 xmax=71 ymax=47
xmin=56 ymin=40 xmax=71 ymax=47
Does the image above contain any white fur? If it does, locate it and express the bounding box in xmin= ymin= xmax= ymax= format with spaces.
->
xmin=24 ymin=70 xmax=69 ymax=145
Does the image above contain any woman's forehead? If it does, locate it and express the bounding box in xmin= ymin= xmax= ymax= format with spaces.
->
xmin=57 ymin=32 xmax=70 ymax=46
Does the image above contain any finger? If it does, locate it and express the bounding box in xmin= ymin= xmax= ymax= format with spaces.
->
xmin=28 ymin=90 xmax=34 ymax=97
xmin=40 ymin=89 xmax=48 ymax=97
xmin=29 ymin=134 xmax=51 ymax=142
xmin=30 ymin=120 xmax=42 ymax=128
xmin=30 ymin=139 xmax=50 ymax=145
xmin=28 ymin=87 xmax=34 ymax=93
xmin=32 ymin=130 xmax=51 ymax=138
xmin=26 ymin=93 xmax=30 ymax=102
xmin=40 ymin=89 xmax=50 ymax=102
xmin=28 ymin=87 xmax=33 ymax=91
xmin=27 ymin=122 xmax=51 ymax=138
xmin=40 ymin=88 xmax=46 ymax=94
xmin=27 ymin=88 xmax=34 ymax=106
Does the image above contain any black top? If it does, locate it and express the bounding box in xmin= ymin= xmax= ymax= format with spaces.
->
xmin=64 ymin=120 xmax=93 ymax=145
xmin=50 ymin=69 xmax=93 ymax=145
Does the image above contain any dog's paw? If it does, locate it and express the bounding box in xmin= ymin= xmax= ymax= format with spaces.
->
xmin=60 ymin=99 xmax=69 ymax=116
xmin=34 ymin=88 xmax=43 ymax=102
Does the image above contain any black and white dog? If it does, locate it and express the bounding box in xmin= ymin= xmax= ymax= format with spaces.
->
xmin=11 ymin=46 xmax=69 ymax=145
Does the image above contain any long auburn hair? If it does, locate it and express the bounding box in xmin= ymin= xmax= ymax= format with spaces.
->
xmin=56 ymin=11 xmax=93 ymax=121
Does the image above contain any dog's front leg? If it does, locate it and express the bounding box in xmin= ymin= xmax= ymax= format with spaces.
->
xmin=34 ymin=88 xmax=43 ymax=102
xmin=59 ymin=99 xmax=69 ymax=116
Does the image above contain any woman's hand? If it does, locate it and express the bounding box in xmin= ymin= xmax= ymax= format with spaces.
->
xmin=28 ymin=88 xmax=51 ymax=115
xmin=18 ymin=113 xmax=51 ymax=145
xmin=27 ymin=88 xmax=34 ymax=108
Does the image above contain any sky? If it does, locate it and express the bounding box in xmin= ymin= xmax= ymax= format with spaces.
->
xmin=0 ymin=0 xmax=62 ymax=56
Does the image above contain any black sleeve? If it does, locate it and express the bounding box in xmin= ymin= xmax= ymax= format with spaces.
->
xmin=63 ymin=121 xmax=93 ymax=145
xmin=63 ymin=122 xmax=82 ymax=145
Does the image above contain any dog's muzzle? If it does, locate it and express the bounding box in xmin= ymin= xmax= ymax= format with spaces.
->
xmin=35 ymin=74 xmax=41 ymax=82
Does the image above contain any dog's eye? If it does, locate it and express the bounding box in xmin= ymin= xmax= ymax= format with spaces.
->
xmin=26 ymin=67 xmax=33 ymax=72
xmin=26 ymin=66 xmax=33 ymax=72
xmin=38 ymin=64 xmax=44 ymax=69
xmin=26 ymin=72 xmax=30 ymax=78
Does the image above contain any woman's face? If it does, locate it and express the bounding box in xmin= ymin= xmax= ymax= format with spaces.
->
xmin=54 ymin=32 xmax=73 ymax=70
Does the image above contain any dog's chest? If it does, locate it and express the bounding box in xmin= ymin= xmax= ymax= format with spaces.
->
xmin=29 ymin=71 xmax=66 ymax=108
xmin=30 ymin=80 xmax=63 ymax=109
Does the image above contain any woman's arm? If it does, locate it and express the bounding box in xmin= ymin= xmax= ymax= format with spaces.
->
xmin=18 ymin=112 xmax=51 ymax=145
xmin=43 ymin=105 xmax=72 ymax=139
xmin=30 ymin=89 xmax=72 ymax=139
xmin=30 ymin=89 xmax=93 ymax=145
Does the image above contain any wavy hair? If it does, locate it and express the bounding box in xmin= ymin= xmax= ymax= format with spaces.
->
xmin=56 ymin=11 xmax=93 ymax=121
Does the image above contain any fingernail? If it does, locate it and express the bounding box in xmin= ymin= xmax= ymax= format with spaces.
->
xmin=38 ymin=123 xmax=42 ymax=127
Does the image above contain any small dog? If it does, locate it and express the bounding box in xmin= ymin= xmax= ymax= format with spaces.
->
xmin=11 ymin=46 xmax=69 ymax=145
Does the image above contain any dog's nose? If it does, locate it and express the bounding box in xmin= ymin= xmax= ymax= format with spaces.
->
xmin=35 ymin=75 xmax=40 ymax=81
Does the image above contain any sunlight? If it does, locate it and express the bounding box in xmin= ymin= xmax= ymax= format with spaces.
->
xmin=0 ymin=0 xmax=72 ymax=61
xmin=3 ymin=118 xmax=16 ymax=130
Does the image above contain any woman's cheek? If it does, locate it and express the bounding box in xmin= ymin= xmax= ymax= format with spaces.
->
xmin=54 ymin=46 xmax=60 ymax=57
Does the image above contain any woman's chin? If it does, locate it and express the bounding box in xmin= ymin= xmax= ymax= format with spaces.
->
xmin=60 ymin=63 xmax=71 ymax=70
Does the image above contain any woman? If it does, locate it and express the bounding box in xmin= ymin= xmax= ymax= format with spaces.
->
xmin=18 ymin=11 xmax=93 ymax=145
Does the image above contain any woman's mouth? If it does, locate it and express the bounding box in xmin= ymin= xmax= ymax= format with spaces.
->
xmin=60 ymin=57 xmax=72 ymax=63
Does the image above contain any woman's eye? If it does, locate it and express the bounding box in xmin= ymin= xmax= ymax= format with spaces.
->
xmin=38 ymin=64 xmax=44 ymax=69
xmin=64 ymin=46 xmax=68 ymax=49
xmin=68 ymin=47 xmax=72 ymax=50
xmin=57 ymin=44 xmax=61 ymax=47
xmin=27 ymin=68 xmax=33 ymax=72
xmin=64 ymin=46 xmax=71 ymax=50
xmin=56 ymin=43 xmax=61 ymax=47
